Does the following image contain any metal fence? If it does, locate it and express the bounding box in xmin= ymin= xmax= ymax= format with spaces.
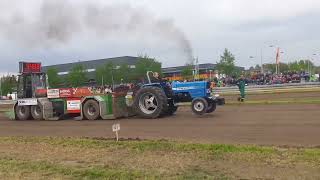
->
xmin=0 ymin=100 xmax=14 ymax=105
xmin=214 ymin=82 xmax=320 ymax=94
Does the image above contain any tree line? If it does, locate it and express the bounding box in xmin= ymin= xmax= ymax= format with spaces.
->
xmin=46 ymin=55 xmax=161 ymax=88
xmin=0 ymin=75 xmax=17 ymax=96
xmin=250 ymin=60 xmax=319 ymax=74
xmin=180 ymin=48 xmax=320 ymax=80
xmin=180 ymin=48 xmax=241 ymax=80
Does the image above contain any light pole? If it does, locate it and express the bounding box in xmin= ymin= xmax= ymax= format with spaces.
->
xmin=260 ymin=48 xmax=264 ymax=74
xmin=249 ymin=56 xmax=257 ymax=72
xmin=256 ymin=44 xmax=276 ymax=75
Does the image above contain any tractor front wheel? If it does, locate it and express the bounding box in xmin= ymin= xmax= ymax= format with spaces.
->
xmin=15 ymin=105 xmax=31 ymax=120
xmin=83 ymin=100 xmax=100 ymax=120
xmin=191 ymin=98 xmax=208 ymax=115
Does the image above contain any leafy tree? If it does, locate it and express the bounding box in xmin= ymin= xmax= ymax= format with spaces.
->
xmin=216 ymin=48 xmax=236 ymax=77
xmin=279 ymin=63 xmax=289 ymax=73
xmin=315 ymin=66 xmax=320 ymax=74
xmin=67 ymin=64 xmax=87 ymax=87
xmin=133 ymin=55 xmax=162 ymax=81
xmin=95 ymin=62 xmax=114 ymax=86
xmin=288 ymin=60 xmax=314 ymax=72
xmin=115 ymin=63 xmax=131 ymax=83
xmin=181 ymin=64 xmax=193 ymax=80
xmin=46 ymin=68 xmax=60 ymax=88
xmin=288 ymin=61 xmax=301 ymax=72
xmin=0 ymin=75 xmax=17 ymax=96
xmin=264 ymin=63 xmax=277 ymax=73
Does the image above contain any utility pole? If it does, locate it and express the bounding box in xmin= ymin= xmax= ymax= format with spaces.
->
xmin=260 ymin=48 xmax=264 ymax=74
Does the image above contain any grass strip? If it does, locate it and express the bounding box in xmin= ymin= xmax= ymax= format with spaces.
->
xmin=0 ymin=157 xmax=149 ymax=180
xmin=3 ymin=137 xmax=319 ymax=162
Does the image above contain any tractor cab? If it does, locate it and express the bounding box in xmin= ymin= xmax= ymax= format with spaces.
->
xmin=14 ymin=62 xmax=49 ymax=120
xmin=17 ymin=62 xmax=47 ymax=99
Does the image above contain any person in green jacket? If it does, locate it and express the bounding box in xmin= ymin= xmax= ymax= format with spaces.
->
xmin=237 ymin=75 xmax=246 ymax=102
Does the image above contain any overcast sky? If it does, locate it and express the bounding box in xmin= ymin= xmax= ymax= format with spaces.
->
xmin=0 ymin=0 xmax=320 ymax=75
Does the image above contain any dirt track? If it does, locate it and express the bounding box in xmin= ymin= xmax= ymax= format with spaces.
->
xmin=0 ymin=104 xmax=319 ymax=147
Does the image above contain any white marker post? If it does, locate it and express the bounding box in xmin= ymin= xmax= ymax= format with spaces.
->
xmin=112 ymin=123 xmax=120 ymax=141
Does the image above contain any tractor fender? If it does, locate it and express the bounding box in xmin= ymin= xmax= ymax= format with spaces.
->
xmin=37 ymin=98 xmax=57 ymax=120
xmin=81 ymin=95 xmax=114 ymax=120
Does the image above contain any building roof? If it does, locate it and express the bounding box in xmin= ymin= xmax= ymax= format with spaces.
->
xmin=162 ymin=63 xmax=217 ymax=74
xmin=42 ymin=56 xmax=139 ymax=73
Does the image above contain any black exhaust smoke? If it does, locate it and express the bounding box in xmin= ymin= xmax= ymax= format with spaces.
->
xmin=0 ymin=0 xmax=194 ymax=63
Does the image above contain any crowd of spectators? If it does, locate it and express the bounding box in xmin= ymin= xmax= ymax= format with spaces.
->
xmin=212 ymin=71 xmax=320 ymax=87
xmin=88 ymin=85 xmax=113 ymax=94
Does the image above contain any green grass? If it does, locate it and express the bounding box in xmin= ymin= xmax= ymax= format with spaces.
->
xmin=0 ymin=137 xmax=275 ymax=155
xmin=0 ymin=157 xmax=149 ymax=180
xmin=0 ymin=157 xmax=229 ymax=180
xmin=0 ymin=137 xmax=318 ymax=162
xmin=0 ymin=137 xmax=319 ymax=179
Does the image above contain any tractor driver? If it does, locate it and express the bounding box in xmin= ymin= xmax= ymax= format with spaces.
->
xmin=151 ymin=72 xmax=162 ymax=83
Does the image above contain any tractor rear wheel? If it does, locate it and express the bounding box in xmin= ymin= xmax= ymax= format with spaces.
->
xmin=15 ymin=105 xmax=31 ymax=120
xmin=191 ymin=98 xmax=208 ymax=115
xmin=133 ymin=86 xmax=168 ymax=119
xmin=83 ymin=100 xmax=100 ymax=120
xmin=31 ymin=105 xmax=43 ymax=120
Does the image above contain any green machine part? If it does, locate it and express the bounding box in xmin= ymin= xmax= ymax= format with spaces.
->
xmin=82 ymin=94 xmax=130 ymax=120
xmin=91 ymin=95 xmax=115 ymax=120
xmin=112 ymin=94 xmax=129 ymax=118
xmin=48 ymin=98 xmax=66 ymax=120
xmin=96 ymin=94 xmax=129 ymax=119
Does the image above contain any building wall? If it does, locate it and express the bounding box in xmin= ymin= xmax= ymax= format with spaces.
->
xmin=42 ymin=57 xmax=244 ymax=83
xmin=42 ymin=56 xmax=139 ymax=80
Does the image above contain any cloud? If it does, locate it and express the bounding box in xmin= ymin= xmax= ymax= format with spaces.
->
xmin=0 ymin=0 xmax=319 ymax=74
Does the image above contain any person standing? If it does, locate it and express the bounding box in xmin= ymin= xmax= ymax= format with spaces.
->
xmin=237 ymin=75 xmax=246 ymax=102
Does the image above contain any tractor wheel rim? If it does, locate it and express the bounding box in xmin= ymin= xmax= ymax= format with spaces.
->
xmin=87 ymin=104 xmax=96 ymax=116
xmin=34 ymin=106 xmax=41 ymax=116
xmin=139 ymin=93 xmax=158 ymax=115
xmin=194 ymin=101 xmax=204 ymax=112
xmin=19 ymin=106 xmax=25 ymax=115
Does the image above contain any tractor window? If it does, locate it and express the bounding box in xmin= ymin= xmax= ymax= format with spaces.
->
xmin=32 ymin=74 xmax=46 ymax=90
xmin=17 ymin=75 xmax=32 ymax=98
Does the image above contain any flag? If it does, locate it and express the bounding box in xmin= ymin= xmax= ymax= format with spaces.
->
xmin=275 ymin=47 xmax=280 ymax=65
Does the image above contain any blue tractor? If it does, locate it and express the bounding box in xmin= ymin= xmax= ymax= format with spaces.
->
xmin=127 ymin=72 xmax=176 ymax=118
xmin=171 ymin=81 xmax=225 ymax=115
xmin=127 ymin=72 xmax=224 ymax=118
